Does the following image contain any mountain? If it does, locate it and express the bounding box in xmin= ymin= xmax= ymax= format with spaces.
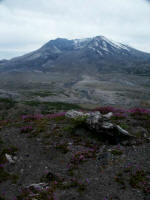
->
xmin=0 ymin=36 xmax=150 ymax=108
xmin=0 ymin=35 xmax=150 ymax=75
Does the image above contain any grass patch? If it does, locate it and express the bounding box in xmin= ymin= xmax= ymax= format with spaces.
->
xmin=0 ymin=196 xmax=5 ymax=200
xmin=0 ymin=98 xmax=16 ymax=109
xmin=63 ymin=124 xmax=76 ymax=134
xmin=0 ymin=167 xmax=10 ymax=183
xmin=23 ymin=101 xmax=81 ymax=111
xmin=115 ymin=165 xmax=150 ymax=194
xmin=118 ymin=123 xmax=129 ymax=130
xmin=27 ymin=91 xmax=56 ymax=97
xmin=58 ymin=179 xmax=86 ymax=192
xmin=111 ymin=149 xmax=123 ymax=156
xmin=131 ymin=113 xmax=150 ymax=121
xmin=0 ymin=136 xmax=3 ymax=145
xmin=115 ymin=172 xmax=126 ymax=188
xmin=55 ymin=143 xmax=69 ymax=154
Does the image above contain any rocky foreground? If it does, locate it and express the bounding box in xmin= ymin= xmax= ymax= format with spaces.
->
xmin=0 ymin=99 xmax=150 ymax=200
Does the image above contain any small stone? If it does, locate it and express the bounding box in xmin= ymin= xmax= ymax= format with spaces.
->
xmin=13 ymin=156 xmax=17 ymax=160
xmin=5 ymin=154 xmax=15 ymax=164
xmin=28 ymin=182 xmax=48 ymax=191
xmin=96 ymin=151 xmax=112 ymax=166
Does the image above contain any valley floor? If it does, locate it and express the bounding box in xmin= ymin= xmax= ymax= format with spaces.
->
xmin=0 ymin=72 xmax=150 ymax=108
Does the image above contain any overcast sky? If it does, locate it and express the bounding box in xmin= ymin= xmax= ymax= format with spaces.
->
xmin=0 ymin=0 xmax=150 ymax=59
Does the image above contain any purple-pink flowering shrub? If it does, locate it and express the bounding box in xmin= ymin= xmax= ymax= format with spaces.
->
xmin=68 ymin=149 xmax=96 ymax=171
xmin=20 ymin=126 xmax=33 ymax=133
xmin=94 ymin=106 xmax=150 ymax=119
xmin=69 ymin=178 xmax=86 ymax=192
xmin=128 ymin=108 xmax=150 ymax=116
xmin=113 ymin=112 xmax=128 ymax=119
xmin=46 ymin=112 xmax=66 ymax=119
xmin=21 ymin=112 xmax=66 ymax=121
xmin=111 ymin=145 xmax=124 ymax=155
xmin=129 ymin=167 xmax=150 ymax=194
xmin=93 ymin=106 xmax=119 ymax=114
xmin=21 ymin=114 xmax=44 ymax=121
xmin=0 ymin=164 xmax=4 ymax=168
xmin=94 ymin=106 xmax=127 ymax=115
xmin=115 ymin=164 xmax=150 ymax=195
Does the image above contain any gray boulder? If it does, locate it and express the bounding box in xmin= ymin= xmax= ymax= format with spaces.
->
xmin=65 ymin=110 xmax=133 ymax=144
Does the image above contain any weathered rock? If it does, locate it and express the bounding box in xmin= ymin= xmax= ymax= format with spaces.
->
xmin=65 ymin=110 xmax=133 ymax=144
xmin=5 ymin=154 xmax=16 ymax=164
xmin=90 ymin=122 xmax=133 ymax=144
xmin=116 ymin=125 xmax=130 ymax=136
xmin=65 ymin=110 xmax=102 ymax=122
xmin=27 ymin=182 xmax=48 ymax=191
xmin=86 ymin=111 xmax=102 ymax=128
xmin=97 ymin=152 xmax=112 ymax=166
xmin=65 ymin=110 xmax=90 ymax=119
xmin=96 ymin=145 xmax=113 ymax=166
xmin=102 ymin=122 xmax=114 ymax=129
xmin=103 ymin=112 xmax=113 ymax=119
xmin=20 ymin=183 xmax=50 ymax=199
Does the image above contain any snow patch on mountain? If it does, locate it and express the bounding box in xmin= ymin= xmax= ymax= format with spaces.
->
xmin=73 ymin=38 xmax=92 ymax=49
xmin=73 ymin=35 xmax=130 ymax=54
xmin=100 ymin=36 xmax=130 ymax=51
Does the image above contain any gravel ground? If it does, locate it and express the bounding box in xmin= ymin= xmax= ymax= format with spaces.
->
xmin=0 ymin=103 xmax=150 ymax=200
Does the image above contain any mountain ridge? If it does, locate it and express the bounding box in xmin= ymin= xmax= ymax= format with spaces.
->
xmin=0 ymin=35 xmax=150 ymax=75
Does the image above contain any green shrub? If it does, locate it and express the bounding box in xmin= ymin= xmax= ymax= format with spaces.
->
xmin=0 ymin=98 xmax=16 ymax=109
xmin=23 ymin=101 xmax=81 ymax=111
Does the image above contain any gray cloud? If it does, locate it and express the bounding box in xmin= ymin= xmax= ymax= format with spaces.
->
xmin=0 ymin=0 xmax=150 ymax=59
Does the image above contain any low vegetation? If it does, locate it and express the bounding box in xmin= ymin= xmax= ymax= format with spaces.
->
xmin=0 ymin=101 xmax=150 ymax=199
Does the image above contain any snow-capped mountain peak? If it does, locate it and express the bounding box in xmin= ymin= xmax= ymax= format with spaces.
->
xmin=72 ymin=36 xmax=131 ymax=55
xmin=1 ymin=35 xmax=150 ymax=74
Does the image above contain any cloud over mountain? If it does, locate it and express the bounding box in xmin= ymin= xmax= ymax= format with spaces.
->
xmin=0 ymin=0 xmax=150 ymax=59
